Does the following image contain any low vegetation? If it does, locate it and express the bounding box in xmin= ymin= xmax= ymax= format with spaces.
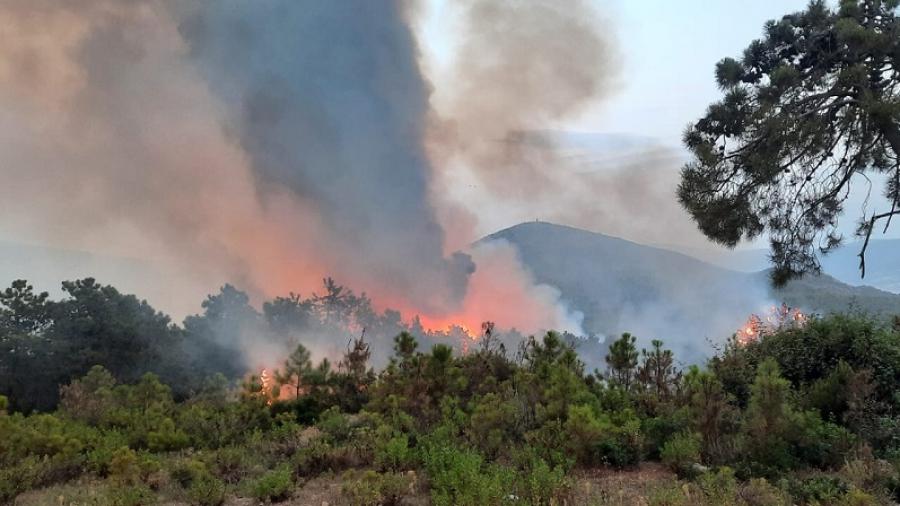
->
xmin=2 ymin=276 xmax=900 ymax=504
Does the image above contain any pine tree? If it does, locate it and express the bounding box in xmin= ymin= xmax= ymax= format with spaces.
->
xmin=276 ymin=343 xmax=313 ymax=398
xmin=679 ymin=0 xmax=900 ymax=284
xmin=638 ymin=340 xmax=681 ymax=402
xmin=606 ymin=333 xmax=639 ymax=391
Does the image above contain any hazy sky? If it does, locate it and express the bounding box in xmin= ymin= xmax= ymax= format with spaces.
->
xmin=421 ymin=0 xmax=807 ymax=144
xmin=418 ymin=0 xmax=898 ymax=242
xmin=571 ymin=0 xmax=810 ymax=143
xmin=0 ymin=0 xmax=895 ymax=322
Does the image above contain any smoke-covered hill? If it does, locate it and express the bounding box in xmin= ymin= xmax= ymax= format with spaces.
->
xmin=480 ymin=221 xmax=900 ymax=359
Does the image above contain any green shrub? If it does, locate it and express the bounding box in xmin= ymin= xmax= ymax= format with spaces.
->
xmin=317 ymin=406 xmax=352 ymax=442
xmin=647 ymin=482 xmax=687 ymax=506
xmin=466 ymin=393 xmax=519 ymax=457
xmin=207 ymin=445 xmax=256 ymax=484
xmin=794 ymin=410 xmax=856 ymax=468
xmin=420 ymin=439 xmax=514 ymax=506
xmin=642 ymin=413 xmax=690 ymax=460
xmin=291 ymin=439 xmax=334 ymax=476
xmin=86 ymin=430 xmax=129 ymax=476
xmin=838 ymin=488 xmax=878 ymax=506
xmin=561 ymin=404 xmax=643 ymax=468
xmin=188 ymin=473 xmax=226 ymax=506
xmin=696 ymin=466 xmax=737 ymax=504
xmin=248 ymin=464 xmax=293 ymax=502
xmin=342 ymin=470 xmax=412 ymax=506
xmin=109 ymin=447 xmax=142 ymax=485
xmin=146 ymin=417 xmax=190 ymax=452
xmin=102 ymin=484 xmax=155 ymax=506
xmin=660 ymin=432 xmax=701 ymax=476
xmin=374 ymin=432 xmax=413 ymax=472
xmin=788 ymin=475 xmax=850 ymax=504
xmin=0 ymin=455 xmax=50 ymax=502
xmin=517 ymin=456 xmax=570 ymax=505
xmin=170 ymin=458 xmax=208 ymax=488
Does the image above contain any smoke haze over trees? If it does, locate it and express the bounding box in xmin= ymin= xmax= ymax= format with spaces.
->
xmin=0 ymin=0 xmax=627 ymax=337
xmin=0 ymin=276 xmax=551 ymax=414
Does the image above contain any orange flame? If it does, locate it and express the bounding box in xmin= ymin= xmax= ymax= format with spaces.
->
xmin=737 ymin=304 xmax=807 ymax=346
xmin=260 ymin=368 xmax=273 ymax=405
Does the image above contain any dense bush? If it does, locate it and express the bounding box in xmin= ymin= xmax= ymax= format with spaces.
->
xmin=342 ymin=470 xmax=413 ymax=506
xmin=661 ymin=432 xmax=702 ymax=476
xmin=187 ymin=473 xmax=227 ymax=506
xmin=247 ymin=464 xmax=293 ymax=502
xmin=2 ymin=281 xmax=900 ymax=505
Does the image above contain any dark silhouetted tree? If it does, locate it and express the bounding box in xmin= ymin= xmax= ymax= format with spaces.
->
xmin=275 ymin=343 xmax=313 ymax=399
xmin=679 ymin=0 xmax=900 ymax=284
xmin=263 ymin=293 xmax=313 ymax=340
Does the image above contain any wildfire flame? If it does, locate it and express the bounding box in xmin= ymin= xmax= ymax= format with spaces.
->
xmin=737 ymin=303 xmax=807 ymax=346
xmin=260 ymin=368 xmax=273 ymax=404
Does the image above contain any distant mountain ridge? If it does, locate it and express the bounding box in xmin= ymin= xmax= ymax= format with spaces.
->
xmin=479 ymin=222 xmax=900 ymax=358
xmin=685 ymin=240 xmax=900 ymax=294
xmin=2 ymin=224 xmax=898 ymax=360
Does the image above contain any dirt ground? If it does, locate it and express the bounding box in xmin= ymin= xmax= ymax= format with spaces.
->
xmin=14 ymin=463 xmax=677 ymax=506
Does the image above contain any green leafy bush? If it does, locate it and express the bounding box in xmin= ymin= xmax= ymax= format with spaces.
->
xmin=420 ymin=438 xmax=514 ymax=506
xmin=291 ymin=439 xmax=339 ymax=476
xmin=109 ymin=447 xmax=142 ymax=485
xmin=206 ymin=445 xmax=257 ymax=484
xmin=342 ymin=470 xmax=412 ymax=506
xmin=102 ymin=484 xmax=155 ymax=506
xmin=647 ymin=482 xmax=688 ymax=506
xmin=248 ymin=464 xmax=293 ymax=502
xmin=787 ymin=475 xmax=850 ymax=504
xmin=696 ymin=466 xmax=737 ymax=504
xmin=661 ymin=432 xmax=702 ymax=475
xmin=187 ymin=473 xmax=226 ymax=506
xmin=0 ymin=456 xmax=51 ymax=502
xmin=170 ymin=457 xmax=208 ymax=488
xmin=374 ymin=432 xmax=413 ymax=472
xmin=146 ymin=417 xmax=189 ymax=452
xmin=317 ymin=406 xmax=352 ymax=442
xmin=517 ymin=456 xmax=570 ymax=505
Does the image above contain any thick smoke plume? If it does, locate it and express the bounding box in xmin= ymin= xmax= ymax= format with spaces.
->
xmin=0 ymin=0 xmax=585 ymax=345
xmin=0 ymin=0 xmax=770 ymax=369
xmin=423 ymin=0 xmax=710 ymax=249
xmin=177 ymin=1 xmax=474 ymax=314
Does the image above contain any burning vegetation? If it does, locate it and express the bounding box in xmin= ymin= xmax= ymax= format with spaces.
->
xmin=3 ymin=276 xmax=900 ymax=504
xmin=1 ymin=0 xmax=899 ymax=503
xmin=737 ymin=303 xmax=808 ymax=346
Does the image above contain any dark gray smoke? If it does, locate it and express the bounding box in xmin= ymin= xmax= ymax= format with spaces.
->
xmin=178 ymin=1 xmax=473 ymax=313
xmin=0 ymin=0 xmax=475 ymax=319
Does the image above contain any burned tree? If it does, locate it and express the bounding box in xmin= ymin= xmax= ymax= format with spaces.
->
xmin=679 ymin=0 xmax=900 ymax=285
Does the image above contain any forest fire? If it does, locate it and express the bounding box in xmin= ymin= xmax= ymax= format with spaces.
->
xmin=259 ymin=368 xmax=273 ymax=404
xmin=737 ymin=304 xmax=807 ymax=346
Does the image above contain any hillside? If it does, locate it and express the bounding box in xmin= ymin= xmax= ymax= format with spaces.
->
xmin=481 ymin=222 xmax=900 ymax=357
xmin=677 ymin=239 xmax=900 ymax=294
